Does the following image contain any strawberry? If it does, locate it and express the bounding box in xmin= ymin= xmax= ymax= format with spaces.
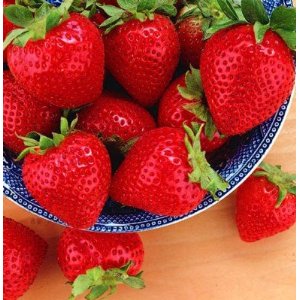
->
xmin=100 ymin=0 xmax=118 ymax=4
xmin=91 ymin=11 xmax=106 ymax=28
xmin=110 ymin=125 xmax=228 ymax=216
xmin=158 ymin=67 xmax=227 ymax=153
xmin=4 ymin=217 xmax=47 ymax=300
xmin=100 ymin=1 xmax=180 ymax=107
xmin=58 ymin=229 xmax=144 ymax=299
xmin=200 ymin=0 xmax=295 ymax=135
xmin=4 ymin=2 xmax=105 ymax=108
xmin=20 ymin=117 xmax=111 ymax=229
xmin=3 ymin=0 xmax=17 ymax=63
xmin=236 ymin=162 xmax=296 ymax=242
xmin=176 ymin=4 xmax=205 ymax=67
xmin=77 ymin=91 xmax=156 ymax=146
xmin=4 ymin=70 xmax=61 ymax=154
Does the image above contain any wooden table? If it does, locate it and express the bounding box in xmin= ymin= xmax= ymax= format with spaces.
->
xmin=4 ymin=100 xmax=295 ymax=300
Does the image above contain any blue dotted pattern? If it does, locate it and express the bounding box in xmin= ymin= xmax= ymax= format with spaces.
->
xmin=3 ymin=0 xmax=294 ymax=232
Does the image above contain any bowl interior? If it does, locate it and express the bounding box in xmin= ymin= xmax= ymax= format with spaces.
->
xmin=3 ymin=0 xmax=293 ymax=232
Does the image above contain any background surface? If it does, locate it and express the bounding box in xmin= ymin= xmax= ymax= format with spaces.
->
xmin=3 ymin=100 xmax=296 ymax=300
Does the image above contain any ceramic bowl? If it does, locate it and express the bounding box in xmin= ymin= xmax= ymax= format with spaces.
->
xmin=3 ymin=0 xmax=294 ymax=232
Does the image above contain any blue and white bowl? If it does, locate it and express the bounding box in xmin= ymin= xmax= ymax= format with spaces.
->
xmin=3 ymin=0 xmax=294 ymax=232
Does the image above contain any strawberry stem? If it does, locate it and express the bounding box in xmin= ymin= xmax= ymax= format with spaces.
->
xmin=178 ymin=66 xmax=220 ymax=141
xmin=183 ymin=123 xmax=228 ymax=200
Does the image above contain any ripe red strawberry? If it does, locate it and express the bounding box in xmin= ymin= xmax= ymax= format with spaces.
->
xmin=158 ymin=67 xmax=227 ymax=153
xmin=101 ymin=0 xmax=118 ymax=4
xmin=110 ymin=126 xmax=228 ymax=216
xmin=21 ymin=118 xmax=111 ymax=229
xmin=177 ymin=16 xmax=204 ymax=67
xmin=5 ymin=4 xmax=105 ymax=108
xmin=3 ymin=0 xmax=17 ymax=62
xmin=200 ymin=2 xmax=295 ymax=135
xmin=4 ymin=217 xmax=47 ymax=300
xmin=100 ymin=2 xmax=180 ymax=106
xmin=4 ymin=71 xmax=60 ymax=154
xmin=58 ymin=229 xmax=144 ymax=299
xmin=91 ymin=11 xmax=106 ymax=28
xmin=236 ymin=162 xmax=296 ymax=242
xmin=77 ymin=92 xmax=156 ymax=144
xmin=177 ymin=4 xmax=205 ymax=67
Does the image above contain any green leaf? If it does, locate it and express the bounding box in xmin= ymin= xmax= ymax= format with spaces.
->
xmin=204 ymin=114 xmax=218 ymax=141
xmin=72 ymin=275 xmax=93 ymax=297
xmin=276 ymin=188 xmax=287 ymax=208
xmin=4 ymin=5 xmax=34 ymax=27
xmin=3 ymin=28 xmax=29 ymax=49
xmin=99 ymin=4 xmax=125 ymax=16
xmin=99 ymin=14 xmax=123 ymax=29
xmin=122 ymin=276 xmax=145 ymax=289
xmin=133 ymin=11 xmax=147 ymax=21
xmin=28 ymin=17 xmax=47 ymax=40
xmin=184 ymin=124 xmax=229 ymax=200
xmin=270 ymin=6 xmax=295 ymax=31
xmin=288 ymin=185 xmax=296 ymax=195
xmin=156 ymin=4 xmax=177 ymax=16
xmin=35 ymin=3 xmax=51 ymax=19
xmin=57 ymin=0 xmax=74 ymax=15
xmin=176 ymin=5 xmax=198 ymax=23
xmin=178 ymin=66 xmax=202 ymax=101
xmin=204 ymin=19 xmax=244 ymax=39
xmin=217 ymin=0 xmax=239 ymax=21
xmin=241 ymin=0 xmax=269 ymax=24
xmin=70 ymin=115 xmax=78 ymax=131
xmin=17 ymin=134 xmax=40 ymax=147
xmin=86 ymin=267 xmax=104 ymax=282
xmin=86 ymin=0 xmax=96 ymax=8
xmin=46 ymin=10 xmax=62 ymax=31
xmin=39 ymin=135 xmax=55 ymax=150
xmin=16 ymin=147 xmax=34 ymax=161
xmin=52 ymin=133 xmax=65 ymax=146
xmin=85 ymin=285 xmax=109 ymax=300
xmin=117 ymin=0 xmax=138 ymax=11
xmin=137 ymin=0 xmax=156 ymax=11
xmin=120 ymin=261 xmax=132 ymax=272
xmin=253 ymin=21 xmax=270 ymax=43
xmin=273 ymin=28 xmax=295 ymax=50
xmin=60 ymin=116 xmax=69 ymax=136
xmin=13 ymin=30 xmax=34 ymax=47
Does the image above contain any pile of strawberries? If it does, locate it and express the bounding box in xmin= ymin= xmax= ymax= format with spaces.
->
xmin=3 ymin=0 xmax=296 ymax=299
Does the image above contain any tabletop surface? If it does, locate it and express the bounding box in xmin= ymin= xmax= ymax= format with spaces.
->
xmin=3 ymin=100 xmax=296 ymax=300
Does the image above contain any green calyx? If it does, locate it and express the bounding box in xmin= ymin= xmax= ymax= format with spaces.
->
xmin=253 ymin=162 xmax=296 ymax=208
xmin=178 ymin=66 xmax=219 ymax=141
xmin=68 ymin=262 xmax=145 ymax=300
xmin=98 ymin=0 xmax=177 ymax=33
xmin=206 ymin=0 xmax=296 ymax=50
xmin=179 ymin=0 xmax=225 ymax=21
xmin=184 ymin=123 xmax=229 ymax=200
xmin=3 ymin=0 xmax=74 ymax=49
xmin=176 ymin=0 xmax=229 ymax=37
xmin=16 ymin=115 xmax=78 ymax=161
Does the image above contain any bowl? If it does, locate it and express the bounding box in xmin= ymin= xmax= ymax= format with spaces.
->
xmin=3 ymin=0 xmax=294 ymax=232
